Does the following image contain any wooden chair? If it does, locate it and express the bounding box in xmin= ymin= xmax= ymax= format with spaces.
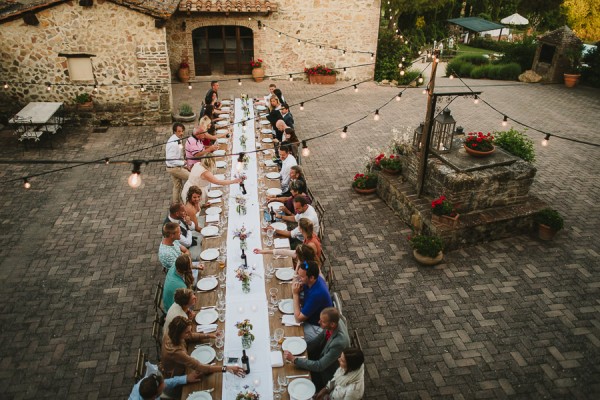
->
xmin=318 ymin=222 xmax=325 ymax=242
xmin=306 ymin=186 xmax=315 ymax=202
xmin=153 ymin=282 xmax=166 ymax=322
xmin=326 ymin=265 xmax=335 ymax=291
xmin=351 ymin=329 xmax=363 ymax=351
xmin=152 ymin=318 xmax=163 ymax=361
xmin=314 ymin=200 xmax=325 ymax=223
xmin=134 ymin=348 xmax=147 ymax=383
xmin=332 ymin=292 xmax=343 ymax=316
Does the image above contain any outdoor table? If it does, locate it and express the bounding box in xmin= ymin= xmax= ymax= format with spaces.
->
xmin=181 ymin=98 xmax=309 ymax=400
xmin=8 ymin=102 xmax=64 ymax=144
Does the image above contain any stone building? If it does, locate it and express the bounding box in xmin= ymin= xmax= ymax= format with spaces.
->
xmin=0 ymin=0 xmax=380 ymax=125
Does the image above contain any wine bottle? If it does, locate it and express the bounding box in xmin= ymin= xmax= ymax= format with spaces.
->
xmin=241 ymin=350 xmax=250 ymax=374
xmin=270 ymin=208 xmax=276 ymax=223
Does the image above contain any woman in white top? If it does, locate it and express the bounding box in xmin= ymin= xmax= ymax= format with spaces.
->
xmin=181 ymin=157 xmax=242 ymax=204
xmin=163 ymin=288 xmax=197 ymax=337
xmin=315 ymin=347 xmax=365 ymax=400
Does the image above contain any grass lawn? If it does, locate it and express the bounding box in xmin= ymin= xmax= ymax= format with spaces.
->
xmin=455 ymin=44 xmax=494 ymax=56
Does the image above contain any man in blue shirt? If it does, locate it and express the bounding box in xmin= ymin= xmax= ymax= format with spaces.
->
xmin=129 ymin=371 xmax=201 ymax=399
xmin=292 ymin=260 xmax=332 ymax=343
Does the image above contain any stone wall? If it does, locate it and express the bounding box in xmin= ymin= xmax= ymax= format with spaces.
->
xmin=166 ymin=0 xmax=381 ymax=81
xmin=0 ymin=1 xmax=172 ymax=125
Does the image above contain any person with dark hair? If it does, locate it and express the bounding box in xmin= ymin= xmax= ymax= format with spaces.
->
xmin=271 ymin=178 xmax=311 ymax=218
xmin=278 ymin=141 xmax=297 ymax=194
xmin=284 ymin=128 xmax=300 ymax=158
xmin=183 ymin=185 xmax=205 ymax=234
xmin=273 ymin=88 xmax=285 ymax=104
xmin=271 ymin=195 xmax=319 ymax=246
xmin=281 ymin=102 xmax=294 ymax=128
xmin=291 ymin=260 xmax=332 ymax=342
xmin=165 ymin=122 xmax=190 ymax=203
xmin=165 ymin=202 xmax=201 ymax=259
xmin=129 ymin=371 xmax=202 ymax=400
xmin=163 ymin=288 xmax=203 ymax=337
xmin=204 ymin=81 xmax=219 ymax=105
xmin=315 ymin=348 xmax=365 ymax=400
xmin=163 ymin=254 xmax=197 ymax=311
xmin=284 ymin=307 xmax=348 ymax=391
xmin=158 ymin=222 xmax=189 ymax=272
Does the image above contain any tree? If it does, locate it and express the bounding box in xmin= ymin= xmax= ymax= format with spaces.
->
xmin=562 ymin=0 xmax=600 ymax=41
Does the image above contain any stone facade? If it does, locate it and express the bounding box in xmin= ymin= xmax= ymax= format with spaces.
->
xmin=0 ymin=1 xmax=172 ymax=125
xmin=166 ymin=0 xmax=381 ymax=82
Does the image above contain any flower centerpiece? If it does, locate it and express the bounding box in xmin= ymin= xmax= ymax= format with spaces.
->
xmin=236 ymin=386 xmax=260 ymax=400
xmin=235 ymin=265 xmax=253 ymax=294
xmin=409 ymin=234 xmax=444 ymax=265
xmin=239 ymin=134 xmax=247 ymax=150
xmin=235 ymin=319 xmax=255 ymax=348
xmin=376 ymin=153 xmax=402 ymax=175
xmin=431 ymin=195 xmax=459 ymax=227
xmin=235 ymin=196 xmax=247 ymax=216
xmin=304 ymin=64 xmax=338 ymax=84
xmin=251 ymin=58 xmax=265 ymax=82
xmin=352 ymin=173 xmax=378 ymax=194
xmin=242 ymin=154 xmax=250 ymax=170
xmin=233 ymin=224 xmax=251 ymax=248
xmin=464 ymin=131 xmax=495 ymax=157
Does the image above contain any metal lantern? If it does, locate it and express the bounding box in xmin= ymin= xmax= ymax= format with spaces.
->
xmin=431 ymin=108 xmax=456 ymax=153
xmin=412 ymin=122 xmax=424 ymax=150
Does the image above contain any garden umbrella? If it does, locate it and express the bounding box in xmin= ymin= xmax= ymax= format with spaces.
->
xmin=501 ymin=13 xmax=529 ymax=26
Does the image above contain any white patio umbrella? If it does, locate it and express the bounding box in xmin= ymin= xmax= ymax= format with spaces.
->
xmin=501 ymin=13 xmax=529 ymax=26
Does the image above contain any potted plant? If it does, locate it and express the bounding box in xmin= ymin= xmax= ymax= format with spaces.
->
xmin=431 ymin=195 xmax=459 ymax=227
xmin=250 ymin=58 xmax=265 ymax=82
xmin=304 ymin=64 xmax=338 ymax=84
xmin=464 ymin=131 xmax=495 ymax=157
xmin=178 ymin=60 xmax=190 ymax=83
xmin=375 ymin=153 xmax=402 ymax=175
xmin=75 ymin=93 xmax=93 ymax=110
xmin=409 ymin=234 xmax=444 ymax=266
xmin=534 ymin=208 xmax=564 ymax=240
xmin=352 ymin=172 xmax=378 ymax=194
xmin=563 ymin=45 xmax=583 ymax=88
xmin=174 ymin=102 xmax=196 ymax=122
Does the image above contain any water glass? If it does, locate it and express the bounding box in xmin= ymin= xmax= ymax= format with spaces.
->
xmin=218 ymin=310 xmax=225 ymax=322
xmin=267 ymin=227 xmax=275 ymax=238
xmin=277 ymin=374 xmax=288 ymax=389
xmin=216 ymin=338 xmax=224 ymax=350
xmin=216 ymin=350 xmax=224 ymax=362
xmin=218 ymin=271 xmax=226 ymax=288
xmin=270 ymin=336 xmax=278 ymax=351
xmin=266 ymin=238 xmax=273 ymax=248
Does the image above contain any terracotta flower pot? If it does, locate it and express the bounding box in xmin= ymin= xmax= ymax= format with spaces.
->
xmin=464 ymin=144 xmax=495 ymax=157
xmin=382 ymin=168 xmax=401 ymax=175
xmin=413 ymin=250 xmax=444 ymax=266
xmin=432 ymin=213 xmax=460 ymax=228
xmin=563 ymin=73 xmax=580 ymax=88
xmin=252 ymin=67 xmax=265 ymax=82
xmin=353 ymin=187 xmax=376 ymax=194
xmin=309 ymin=74 xmax=336 ymax=84
xmin=178 ymin=67 xmax=190 ymax=83
xmin=538 ymin=223 xmax=558 ymax=241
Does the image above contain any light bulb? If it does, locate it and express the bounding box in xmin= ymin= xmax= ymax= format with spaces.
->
xmin=93 ymin=85 xmax=98 ymax=93
xmin=289 ymin=74 xmax=293 ymax=82
xmin=3 ymin=82 xmax=8 ymax=89
xmin=128 ymin=172 xmax=141 ymax=188
xmin=398 ymin=63 xmax=403 ymax=68
xmin=501 ymin=116 xmax=508 ymax=127
xmin=370 ymin=53 xmax=374 ymax=61
xmin=449 ymin=74 xmax=454 ymax=80
xmin=402 ymin=57 xmax=406 ymax=62
xmin=301 ymin=141 xmax=309 ymax=157
xmin=354 ymin=85 xmax=358 ymax=93
xmin=278 ymin=32 xmax=281 ymax=38
xmin=343 ymin=68 xmax=347 ymax=74
xmin=188 ymin=83 xmax=192 ymax=90
xmin=300 ymin=102 xmax=304 ymax=111
xmin=422 ymin=89 xmax=427 ymax=95
xmin=23 ymin=179 xmax=31 ymax=189
xmin=473 ymin=95 xmax=479 ymax=104
xmin=343 ymin=50 xmax=346 ymax=55
xmin=374 ymin=110 xmax=380 ymax=121
xmin=46 ymin=84 xmax=51 ymax=91
xmin=542 ymin=134 xmax=550 ymax=147
xmin=238 ymin=79 xmax=242 ymax=86
xmin=418 ymin=75 xmax=424 ymax=84
xmin=297 ymin=39 xmax=301 ymax=45
xmin=400 ymin=70 xmax=405 ymax=76
xmin=396 ymin=93 xmax=402 ymax=101
xmin=140 ymin=85 xmax=145 ymax=92
xmin=340 ymin=131 xmax=347 ymax=139
xmin=319 ymin=46 xmax=322 ymax=52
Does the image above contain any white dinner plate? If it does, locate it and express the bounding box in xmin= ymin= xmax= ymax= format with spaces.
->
xmin=266 ymin=188 xmax=282 ymax=196
xmin=218 ymin=114 xmax=229 ymax=118
xmin=207 ymin=190 xmax=223 ymax=198
xmin=213 ymin=150 xmax=226 ymax=156
xmin=206 ymin=206 xmax=222 ymax=215
xmin=261 ymin=128 xmax=273 ymax=134
xmin=221 ymin=100 xmax=232 ymax=104
xmin=200 ymin=225 xmax=219 ymax=237
xmin=216 ymin=120 xmax=228 ymax=126
xmin=269 ymin=202 xmax=285 ymax=212
xmin=187 ymin=391 xmax=212 ymax=400
xmin=195 ymin=308 xmax=219 ymax=325
xmin=288 ymin=378 xmax=316 ymax=400
xmin=266 ymin=171 xmax=280 ymax=179
xmin=271 ymin=222 xmax=287 ymax=231
xmin=282 ymin=337 xmax=307 ymax=355
xmin=191 ymin=346 xmax=216 ymax=364
xmin=196 ymin=277 xmax=218 ymax=291
xmin=213 ymin=174 xmax=225 ymax=180
xmin=216 ymin=161 xmax=227 ymax=168
xmin=200 ymin=248 xmax=220 ymax=261
xmin=216 ymin=138 xmax=228 ymax=144
xmin=262 ymin=137 xmax=273 ymax=143
xmin=216 ymin=129 xmax=228 ymax=134
xmin=256 ymin=105 xmax=267 ymax=111
xmin=220 ymin=107 xmax=231 ymax=111
xmin=260 ymin=120 xmax=271 ymax=125
xmin=276 ymin=268 xmax=294 ymax=281
xmin=264 ymin=160 xmax=276 ymax=167
xmin=279 ymin=299 xmax=294 ymax=314
xmin=259 ymin=112 xmax=269 ymax=118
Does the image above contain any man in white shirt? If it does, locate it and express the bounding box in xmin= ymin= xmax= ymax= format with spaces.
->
xmin=164 ymin=203 xmax=201 ymax=260
xmin=165 ymin=123 xmax=189 ymax=203
xmin=279 ymin=142 xmax=297 ymax=194
xmin=272 ymin=195 xmax=319 ymax=244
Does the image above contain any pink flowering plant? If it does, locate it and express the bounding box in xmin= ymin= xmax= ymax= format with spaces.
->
xmin=465 ymin=131 xmax=495 ymax=151
xmin=304 ymin=64 xmax=338 ymax=76
xmin=235 ymin=319 xmax=255 ymax=340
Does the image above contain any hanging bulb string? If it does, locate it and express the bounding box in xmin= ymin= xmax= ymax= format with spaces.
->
xmin=448 ymin=68 xmax=600 ymax=148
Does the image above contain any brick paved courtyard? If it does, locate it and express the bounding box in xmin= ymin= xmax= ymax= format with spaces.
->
xmin=0 ymin=64 xmax=599 ymax=399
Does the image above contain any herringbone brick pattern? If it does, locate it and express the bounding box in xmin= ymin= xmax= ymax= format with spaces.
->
xmin=0 ymin=65 xmax=598 ymax=398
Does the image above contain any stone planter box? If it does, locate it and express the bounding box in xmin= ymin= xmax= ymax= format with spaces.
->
xmin=173 ymin=113 xmax=196 ymax=122
xmin=308 ymin=74 xmax=336 ymax=84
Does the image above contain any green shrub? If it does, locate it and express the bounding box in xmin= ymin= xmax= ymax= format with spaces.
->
xmin=497 ymin=63 xmax=521 ymax=80
xmin=494 ymin=128 xmax=535 ymax=162
xmin=499 ymin=38 xmax=536 ymax=71
xmin=446 ymin=59 xmax=464 ymax=77
xmin=398 ymin=70 xmax=423 ymax=86
xmin=75 ymin=93 xmax=92 ymax=104
xmin=582 ymin=42 xmax=600 ymax=88
xmin=410 ymin=234 xmax=444 ymax=258
xmin=178 ymin=103 xmax=194 ymax=116
xmin=470 ymin=65 xmax=487 ymax=79
xmin=534 ymin=208 xmax=564 ymax=231
xmin=375 ymin=29 xmax=412 ymax=82
xmin=457 ymin=54 xmax=489 ymax=65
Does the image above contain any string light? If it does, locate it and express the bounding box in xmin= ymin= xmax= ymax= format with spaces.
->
xmin=373 ymin=109 xmax=380 ymax=121
xmin=289 ymin=74 xmax=293 ymax=82
xmin=354 ymin=85 xmax=358 ymax=93
xmin=319 ymin=46 xmax=322 ymax=52
xmin=449 ymin=74 xmax=455 ymax=80
xmin=128 ymin=161 xmax=142 ymax=188
xmin=188 ymin=83 xmax=192 ymax=90
xmin=3 ymin=82 xmax=8 ymax=89
xmin=104 ymin=158 xmax=110 ymax=165
xmin=297 ymin=39 xmax=301 ymax=45
xmin=396 ymin=92 xmax=402 ymax=101
xmin=140 ymin=85 xmax=145 ymax=92
xmin=23 ymin=178 xmax=31 ymax=189
xmin=93 ymin=84 xmax=98 ymax=93
xmin=238 ymin=79 xmax=242 ymax=86
xmin=343 ymin=68 xmax=347 ymax=75
xmin=502 ymin=115 xmax=508 ymax=127
xmin=402 ymin=57 xmax=406 ymax=62
xmin=398 ymin=63 xmax=403 ymax=68
xmin=399 ymin=70 xmax=405 ymax=76
xmin=343 ymin=50 xmax=346 ymax=55
xmin=422 ymin=88 xmax=428 ymax=95
xmin=418 ymin=75 xmax=424 ymax=84
xmin=46 ymin=83 xmax=51 ymax=91
xmin=278 ymin=32 xmax=281 ymax=38
xmin=340 ymin=126 xmax=348 ymax=139
xmin=301 ymin=140 xmax=310 ymax=157
xmin=370 ymin=53 xmax=374 ymax=61
xmin=300 ymin=102 xmax=304 ymax=111
xmin=473 ymin=95 xmax=479 ymax=104
xmin=542 ymin=134 xmax=550 ymax=147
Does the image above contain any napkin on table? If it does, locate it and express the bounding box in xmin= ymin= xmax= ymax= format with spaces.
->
xmin=274 ymin=238 xmax=291 ymax=249
xmin=208 ymin=198 xmax=221 ymax=204
xmin=282 ymin=314 xmax=301 ymax=326
xmin=270 ymin=351 xmax=284 ymax=367
xmin=205 ymin=214 xmax=219 ymax=223
xmin=196 ymin=324 xmax=218 ymax=333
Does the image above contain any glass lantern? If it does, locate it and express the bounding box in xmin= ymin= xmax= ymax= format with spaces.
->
xmin=431 ymin=108 xmax=456 ymax=153
xmin=412 ymin=123 xmax=424 ymax=150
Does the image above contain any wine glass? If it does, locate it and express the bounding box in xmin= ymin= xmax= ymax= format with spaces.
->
xmin=277 ymin=374 xmax=288 ymax=390
xmin=266 ymin=237 xmax=273 ymax=248
xmin=218 ymin=309 xmax=226 ymax=322
xmin=218 ymin=271 xmax=226 ymax=288
xmin=267 ymin=227 xmax=275 ymax=239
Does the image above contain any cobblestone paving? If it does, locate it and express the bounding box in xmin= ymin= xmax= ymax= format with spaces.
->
xmin=0 ymin=64 xmax=598 ymax=399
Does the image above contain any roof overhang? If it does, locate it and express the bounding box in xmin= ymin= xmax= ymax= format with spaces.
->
xmin=179 ymin=0 xmax=277 ymax=14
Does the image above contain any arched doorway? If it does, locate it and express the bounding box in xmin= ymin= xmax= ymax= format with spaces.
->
xmin=192 ymin=26 xmax=254 ymax=76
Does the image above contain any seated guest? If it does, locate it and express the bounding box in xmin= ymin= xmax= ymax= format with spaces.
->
xmin=291 ymin=261 xmax=332 ymax=342
xmin=182 ymin=157 xmax=243 ymax=205
xmin=314 ymin=348 xmax=365 ymax=400
xmin=284 ymin=128 xmax=300 ymax=158
xmin=197 ymin=115 xmax=228 ymax=142
xmin=267 ymin=96 xmax=283 ymax=138
xmin=274 ymin=119 xmax=288 ymax=143
xmin=284 ymin=307 xmax=350 ymax=391
xmin=278 ymin=142 xmax=297 ymax=194
xmin=163 ymin=288 xmax=198 ymax=336
xmin=184 ymin=126 xmax=219 ymax=168
xmin=270 ymin=166 xmax=306 ymax=201
xmin=204 ymin=80 xmax=219 ymax=106
xmin=273 ymin=88 xmax=286 ymax=104
xmin=272 ymin=195 xmax=319 ymax=246
xmin=158 ymin=222 xmax=189 ymax=272
xmin=165 ymin=202 xmax=200 ymax=260
xmin=129 ymin=371 xmax=202 ymax=400
xmin=281 ymin=102 xmax=294 ymax=128
xmin=273 ymin=180 xmax=311 ymax=219
xmin=163 ymin=254 xmax=195 ymax=312
xmin=254 ymin=83 xmax=277 ymax=105
xmin=183 ymin=185 xmax=206 ymax=234
xmin=208 ymin=91 xmax=223 ymax=112
xmin=161 ymin=316 xmax=245 ymax=378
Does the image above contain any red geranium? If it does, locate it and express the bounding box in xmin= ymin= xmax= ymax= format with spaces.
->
xmin=464 ymin=131 xmax=494 ymax=151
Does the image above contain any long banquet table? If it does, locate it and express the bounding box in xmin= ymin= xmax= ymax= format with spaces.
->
xmin=181 ymin=97 xmax=309 ymax=400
